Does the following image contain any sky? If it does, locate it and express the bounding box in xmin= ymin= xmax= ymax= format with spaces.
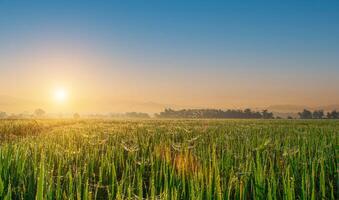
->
xmin=0 ymin=0 xmax=339 ymax=113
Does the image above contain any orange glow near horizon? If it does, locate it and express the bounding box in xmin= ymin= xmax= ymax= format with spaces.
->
xmin=0 ymin=41 xmax=338 ymax=114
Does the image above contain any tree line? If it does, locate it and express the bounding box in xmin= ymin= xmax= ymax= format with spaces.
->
xmin=0 ymin=109 xmax=151 ymax=119
xmin=298 ymin=109 xmax=339 ymax=119
xmin=1 ymin=108 xmax=338 ymax=119
xmin=155 ymin=108 xmax=274 ymax=119
xmin=155 ymin=108 xmax=339 ymax=119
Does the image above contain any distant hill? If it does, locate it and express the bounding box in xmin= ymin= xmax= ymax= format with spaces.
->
xmin=314 ymin=104 xmax=339 ymax=111
xmin=122 ymin=101 xmax=183 ymax=113
xmin=267 ymin=104 xmax=339 ymax=112
xmin=0 ymin=95 xmax=40 ymax=112
xmin=0 ymin=95 xmax=182 ymax=114
xmin=1 ymin=94 xmax=338 ymax=116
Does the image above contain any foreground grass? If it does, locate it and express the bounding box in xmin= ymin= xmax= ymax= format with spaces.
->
xmin=0 ymin=119 xmax=338 ymax=199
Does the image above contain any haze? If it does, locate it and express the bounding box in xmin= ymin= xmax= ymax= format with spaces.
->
xmin=1 ymin=1 xmax=339 ymax=113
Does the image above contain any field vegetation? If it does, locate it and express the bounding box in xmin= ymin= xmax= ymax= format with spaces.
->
xmin=0 ymin=119 xmax=337 ymax=199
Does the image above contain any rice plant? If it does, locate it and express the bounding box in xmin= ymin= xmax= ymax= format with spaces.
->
xmin=0 ymin=119 xmax=337 ymax=199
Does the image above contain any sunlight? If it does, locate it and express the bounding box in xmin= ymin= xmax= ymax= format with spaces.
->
xmin=54 ymin=88 xmax=68 ymax=103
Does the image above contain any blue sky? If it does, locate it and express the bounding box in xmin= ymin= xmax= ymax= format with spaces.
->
xmin=0 ymin=0 xmax=338 ymax=111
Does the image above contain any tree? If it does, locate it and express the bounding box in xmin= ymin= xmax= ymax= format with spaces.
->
xmin=0 ymin=111 xmax=7 ymax=118
xmin=125 ymin=112 xmax=150 ymax=118
xmin=262 ymin=110 xmax=274 ymax=119
xmin=156 ymin=108 xmax=271 ymax=119
xmin=287 ymin=116 xmax=293 ymax=119
xmin=298 ymin=109 xmax=312 ymax=119
xmin=34 ymin=108 xmax=45 ymax=117
xmin=312 ymin=110 xmax=324 ymax=119
xmin=244 ymin=108 xmax=252 ymax=118
xmin=327 ymin=110 xmax=338 ymax=119
xmin=73 ymin=113 xmax=80 ymax=119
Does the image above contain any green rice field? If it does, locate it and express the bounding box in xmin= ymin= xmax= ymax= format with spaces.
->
xmin=0 ymin=119 xmax=338 ymax=199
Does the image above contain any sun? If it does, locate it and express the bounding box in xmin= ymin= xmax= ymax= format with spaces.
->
xmin=54 ymin=88 xmax=68 ymax=103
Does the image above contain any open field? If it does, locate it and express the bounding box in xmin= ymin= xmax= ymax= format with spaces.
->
xmin=0 ymin=119 xmax=338 ymax=199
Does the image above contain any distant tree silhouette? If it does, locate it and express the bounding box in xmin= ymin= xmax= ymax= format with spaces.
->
xmin=327 ymin=110 xmax=338 ymax=119
xmin=73 ymin=113 xmax=80 ymax=119
xmin=295 ymin=109 xmax=339 ymax=119
xmin=125 ymin=112 xmax=150 ymax=118
xmin=244 ymin=108 xmax=252 ymax=118
xmin=0 ymin=111 xmax=7 ymax=118
xmin=262 ymin=109 xmax=274 ymax=119
xmin=287 ymin=116 xmax=293 ymax=119
xmin=34 ymin=108 xmax=45 ymax=117
xmin=312 ymin=110 xmax=324 ymax=119
xmin=298 ymin=109 xmax=313 ymax=119
xmin=156 ymin=108 xmax=269 ymax=119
